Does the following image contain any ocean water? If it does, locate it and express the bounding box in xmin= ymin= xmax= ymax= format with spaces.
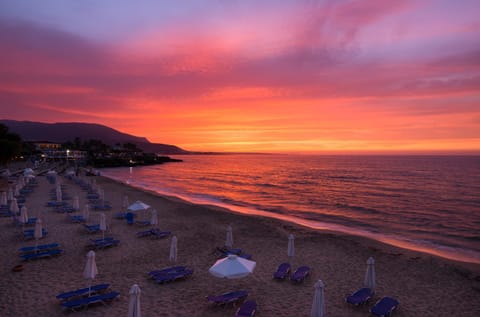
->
xmin=101 ymin=154 xmax=480 ymax=264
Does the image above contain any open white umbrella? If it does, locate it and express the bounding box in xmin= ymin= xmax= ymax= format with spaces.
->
xmin=73 ymin=195 xmax=80 ymax=211
xmin=169 ymin=236 xmax=178 ymax=262
xmin=364 ymin=257 xmax=376 ymax=290
xmin=311 ymin=279 xmax=325 ymax=317
xmin=225 ymin=225 xmax=233 ymax=248
xmin=128 ymin=284 xmax=142 ymax=317
xmin=150 ymin=209 xmax=158 ymax=226
xmin=127 ymin=201 xmax=150 ymax=212
xmin=83 ymin=250 xmax=98 ymax=296
xmin=99 ymin=213 xmax=107 ymax=240
xmin=209 ymin=254 xmax=256 ymax=279
xmin=24 ymin=168 xmax=34 ymax=177
xmin=82 ymin=204 xmax=90 ymax=222
xmin=288 ymin=234 xmax=295 ymax=264
xmin=34 ymin=218 xmax=43 ymax=249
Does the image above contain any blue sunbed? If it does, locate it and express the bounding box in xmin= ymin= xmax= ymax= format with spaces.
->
xmin=148 ymin=266 xmax=188 ymax=278
xmin=207 ymin=290 xmax=248 ymax=306
xmin=56 ymin=283 xmax=110 ymax=301
xmin=87 ymin=239 xmax=120 ymax=250
xmin=370 ymin=296 xmax=399 ymax=316
xmin=84 ymin=224 xmax=100 ymax=233
xmin=273 ymin=262 xmax=291 ymax=280
xmin=235 ymin=300 xmax=258 ymax=317
xmin=71 ymin=215 xmax=86 ymax=223
xmin=19 ymin=243 xmax=60 ymax=253
xmin=290 ymin=266 xmax=310 ymax=283
xmin=125 ymin=212 xmax=134 ymax=225
xmin=346 ymin=287 xmax=374 ymax=306
xmin=61 ymin=291 xmax=120 ymax=311
xmin=153 ymin=269 xmax=194 ymax=284
xmin=21 ymin=249 xmax=63 ymax=261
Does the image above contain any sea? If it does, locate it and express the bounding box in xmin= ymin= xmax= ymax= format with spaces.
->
xmin=100 ymin=154 xmax=480 ymax=264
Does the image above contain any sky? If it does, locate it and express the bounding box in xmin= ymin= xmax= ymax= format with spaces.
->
xmin=0 ymin=0 xmax=479 ymax=153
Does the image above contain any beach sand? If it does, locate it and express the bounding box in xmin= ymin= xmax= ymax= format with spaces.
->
xmin=1 ymin=174 xmax=479 ymax=316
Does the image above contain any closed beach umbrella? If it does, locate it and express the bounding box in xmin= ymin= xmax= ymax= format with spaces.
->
xmin=225 ymin=225 xmax=233 ymax=248
xmin=123 ymin=195 xmax=129 ymax=209
xmin=311 ymin=279 xmax=325 ymax=317
xmin=209 ymin=254 xmax=256 ymax=279
xmin=10 ymin=198 xmax=19 ymax=214
xmin=128 ymin=284 xmax=142 ymax=317
xmin=20 ymin=206 xmax=28 ymax=224
xmin=8 ymin=188 xmax=14 ymax=201
xmin=56 ymin=186 xmax=62 ymax=202
xmin=0 ymin=191 xmax=6 ymax=205
xmin=169 ymin=235 xmax=178 ymax=262
xmin=128 ymin=201 xmax=150 ymax=212
xmin=73 ymin=195 xmax=79 ymax=211
xmin=14 ymin=184 xmax=20 ymax=196
xmin=99 ymin=213 xmax=107 ymax=240
xmin=288 ymin=234 xmax=295 ymax=263
xmin=34 ymin=218 xmax=43 ymax=249
xmin=83 ymin=204 xmax=90 ymax=222
xmin=84 ymin=250 xmax=98 ymax=296
xmin=150 ymin=209 xmax=158 ymax=226
xmin=364 ymin=257 xmax=376 ymax=290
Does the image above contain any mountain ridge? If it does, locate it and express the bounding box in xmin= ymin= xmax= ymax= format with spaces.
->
xmin=0 ymin=120 xmax=188 ymax=154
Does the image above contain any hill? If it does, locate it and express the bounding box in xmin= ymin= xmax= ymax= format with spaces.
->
xmin=0 ymin=120 xmax=189 ymax=154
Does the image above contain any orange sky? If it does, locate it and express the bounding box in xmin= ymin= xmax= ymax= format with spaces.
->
xmin=0 ymin=0 xmax=479 ymax=153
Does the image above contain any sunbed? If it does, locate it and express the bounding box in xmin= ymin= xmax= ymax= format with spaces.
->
xmin=152 ymin=269 xmax=194 ymax=284
xmin=148 ymin=266 xmax=188 ymax=278
xmin=136 ymin=228 xmax=171 ymax=239
xmin=235 ymin=300 xmax=257 ymax=317
xmin=92 ymin=204 xmax=112 ymax=211
xmin=19 ymin=243 xmax=60 ymax=253
xmin=20 ymin=249 xmax=63 ymax=261
xmin=125 ymin=212 xmax=134 ymax=225
xmin=84 ymin=224 xmax=100 ymax=233
xmin=207 ymin=290 xmax=248 ymax=306
xmin=216 ymin=247 xmax=252 ymax=260
xmin=370 ymin=296 xmax=399 ymax=316
xmin=70 ymin=215 xmax=86 ymax=223
xmin=290 ymin=266 xmax=310 ymax=283
xmin=346 ymin=287 xmax=374 ymax=306
xmin=273 ymin=262 xmax=291 ymax=280
xmin=87 ymin=238 xmax=120 ymax=250
xmin=61 ymin=291 xmax=120 ymax=311
xmin=23 ymin=228 xmax=48 ymax=239
xmin=56 ymin=283 xmax=110 ymax=302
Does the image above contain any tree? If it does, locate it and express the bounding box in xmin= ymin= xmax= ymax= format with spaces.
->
xmin=0 ymin=123 xmax=23 ymax=165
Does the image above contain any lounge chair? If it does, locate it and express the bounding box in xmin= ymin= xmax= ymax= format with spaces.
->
xmin=346 ymin=287 xmax=374 ymax=306
xmin=92 ymin=204 xmax=112 ymax=211
xmin=290 ymin=266 xmax=310 ymax=283
xmin=114 ymin=212 xmax=127 ymax=219
xmin=207 ymin=290 xmax=248 ymax=306
xmin=216 ymin=247 xmax=252 ymax=260
xmin=151 ymin=229 xmax=172 ymax=239
xmin=56 ymin=283 xmax=110 ymax=302
xmin=19 ymin=243 xmax=60 ymax=254
xmin=61 ymin=291 xmax=120 ymax=311
xmin=87 ymin=238 xmax=120 ymax=250
xmin=370 ymin=296 xmax=400 ymax=317
xmin=152 ymin=269 xmax=194 ymax=284
xmin=70 ymin=215 xmax=86 ymax=223
xmin=20 ymin=249 xmax=63 ymax=261
xmin=235 ymin=300 xmax=257 ymax=317
xmin=125 ymin=212 xmax=134 ymax=225
xmin=84 ymin=224 xmax=100 ymax=233
xmin=135 ymin=220 xmax=151 ymax=226
xmin=23 ymin=228 xmax=48 ymax=239
xmin=273 ymin=262 xmax=291 ymax=280
xmin=148 ymin=266 xmax=188 ymax=278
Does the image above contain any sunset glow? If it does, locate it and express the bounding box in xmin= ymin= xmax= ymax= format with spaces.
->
xmin=0 ymin=0 xmax=479 ymax=153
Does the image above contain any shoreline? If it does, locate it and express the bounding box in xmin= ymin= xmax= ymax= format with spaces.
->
xmin=104 ymin=171 xmax=480 ymax=267
xmin=1 ymin=174 xmax=479 ymax=316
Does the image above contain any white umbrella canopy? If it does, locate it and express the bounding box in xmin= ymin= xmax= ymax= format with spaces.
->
xmin=225 ymin=225 xmax=234 ymax=248
xmin=24 ymin=168 xmax=34 ymax=176
xmin=82 ymin=204 xmax=90 ymax=222
xmin=150 ymin=209 xmax=158 ymax=226
xmin=364 ymin=257 xmax=376 ymax=290
xmin=311 ymin=279 xmax=326 ymax=317
xmin=127 ymin=201 xmax=151 ymax=212
xmin=56 ymin=187 xmax=62 ymax=202
xmin=169 ymin=236 xmax=178 ymax=262
xmin=209 ymin=254 xmax=256 ymax=279
xmin=73 ymin=195 xmax=80 ymax=210
xmin=20 ymin=206 xmax=29 ymax=224
xmin=128 ymin=284 xmax=142 ymax=317
xmin=84 ymin=250 xmax=98 ymax=295
xmin=99 ymin=213 xmax=107 ymax=240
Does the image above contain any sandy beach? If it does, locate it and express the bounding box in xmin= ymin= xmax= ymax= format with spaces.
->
xmin=1 ymin=173 xmax=479 ymax=317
